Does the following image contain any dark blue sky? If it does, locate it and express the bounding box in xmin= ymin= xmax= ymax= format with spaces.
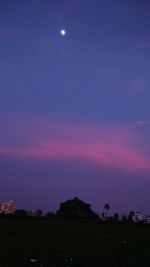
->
xmin=1 ymin=0 xmax=150 ymax=215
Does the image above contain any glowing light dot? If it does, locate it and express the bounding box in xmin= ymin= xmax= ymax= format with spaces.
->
xmin=60 ymin=29 xmax=66 ymax=36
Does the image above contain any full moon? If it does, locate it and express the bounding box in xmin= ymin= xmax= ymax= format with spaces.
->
xmin=60 ymin=29 xmax=66 ymax=36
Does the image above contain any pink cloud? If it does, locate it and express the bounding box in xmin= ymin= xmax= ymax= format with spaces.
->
xmin=0 ymin=27 xmax=16 ymax=39
xmin=0 ymin=26 xmax=31 ymax=40
xmin=131 ymin=80 xmax=147 ymax=95
xmin=0 ymin=119 xmax=150 ymax=172
xmin=7 ymin=119 xmax=136 ymax=145
xmin=137 ymin=41 xmax=150 ymax=49
xmin=136 ymin=120 xmax=150 ymax=126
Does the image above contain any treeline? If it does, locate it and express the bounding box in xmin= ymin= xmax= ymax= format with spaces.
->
xmin=0 ymin=197 xmax=144 ymax=223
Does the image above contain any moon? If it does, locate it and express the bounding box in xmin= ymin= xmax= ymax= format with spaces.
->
xmin=60 ymin=29 xmax=66 ymax=36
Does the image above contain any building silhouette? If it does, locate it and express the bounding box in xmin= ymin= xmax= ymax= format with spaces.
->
xmin=0 ymin=200 xmax=16 ymax=214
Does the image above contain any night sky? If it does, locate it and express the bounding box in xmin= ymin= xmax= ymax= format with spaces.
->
xmin=1 ymin=0 xmax=150 ymax=215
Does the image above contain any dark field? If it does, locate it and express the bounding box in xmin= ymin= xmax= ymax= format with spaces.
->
xmin=0 ymin=218 xmax=150 ymax=267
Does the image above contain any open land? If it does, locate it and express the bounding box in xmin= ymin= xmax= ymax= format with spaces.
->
xmin=0 ymin=218 xmax=150 ymax=267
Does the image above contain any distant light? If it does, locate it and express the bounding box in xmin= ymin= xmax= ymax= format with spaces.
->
xmin=60 ymin=29 xmax=66 ymax=36
xmin=30 ymin=259 xmax=37 ymax=263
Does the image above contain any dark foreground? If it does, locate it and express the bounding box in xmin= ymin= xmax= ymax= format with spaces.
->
xmin=0 ymin=218 xmax=150 ymax=267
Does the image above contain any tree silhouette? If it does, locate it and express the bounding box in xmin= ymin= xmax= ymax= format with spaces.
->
xmin=128 ymin=211 xmax=135 ymax=222
xmin=35 ymin=209 xmax=43 ymax=217
xmin=104 ymin=203 xmax=110 ymax=217
xmin=57 ymin=197 xmax=98 ymax=219
xmin=14 ymin=209 xmax=27 ymax=218
xmin=113 ymin=213 xmax=119 ymax=221
xmin=121 ymin=215 xmax=127 ymax=222
xmin=46 ymin=212 xmax=56 ymax=219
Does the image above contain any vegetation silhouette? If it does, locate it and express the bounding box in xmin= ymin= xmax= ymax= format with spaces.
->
xmin=104 ymin=203 xmax=110 ymax=217
xmin=128 ymin=211 xmax=135 ymax=222
xmin=14 ymin=209 xmax=27 ymax=218
xmin=113 ymin=212 xmax=119 ymax=222
xmin=0 ymin=198 xmax=145 ymax=225
xmin=57 ymin=197 xmax=99 ymax=220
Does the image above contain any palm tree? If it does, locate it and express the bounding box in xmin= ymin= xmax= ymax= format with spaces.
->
xmin=104 ymin=203 xmax=110 ymax=217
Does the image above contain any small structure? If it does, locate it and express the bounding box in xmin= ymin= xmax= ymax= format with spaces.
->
xmin=99 ymin=212 xmax=107 ymax=221
xmin=145 ymin=215 xmax=150 ymax=223
xmin=0 ymin=200 xmax=16 ymax=214
xmin=132 ymin=212 xmax=142 ymax=222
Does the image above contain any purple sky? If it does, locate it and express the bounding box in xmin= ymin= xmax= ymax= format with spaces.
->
xmin=1 ymin=0 xmax=150 ymax=215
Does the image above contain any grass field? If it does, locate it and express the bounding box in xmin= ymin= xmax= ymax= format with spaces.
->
xmin=0 ymin=218 xmax=150 ymax=266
